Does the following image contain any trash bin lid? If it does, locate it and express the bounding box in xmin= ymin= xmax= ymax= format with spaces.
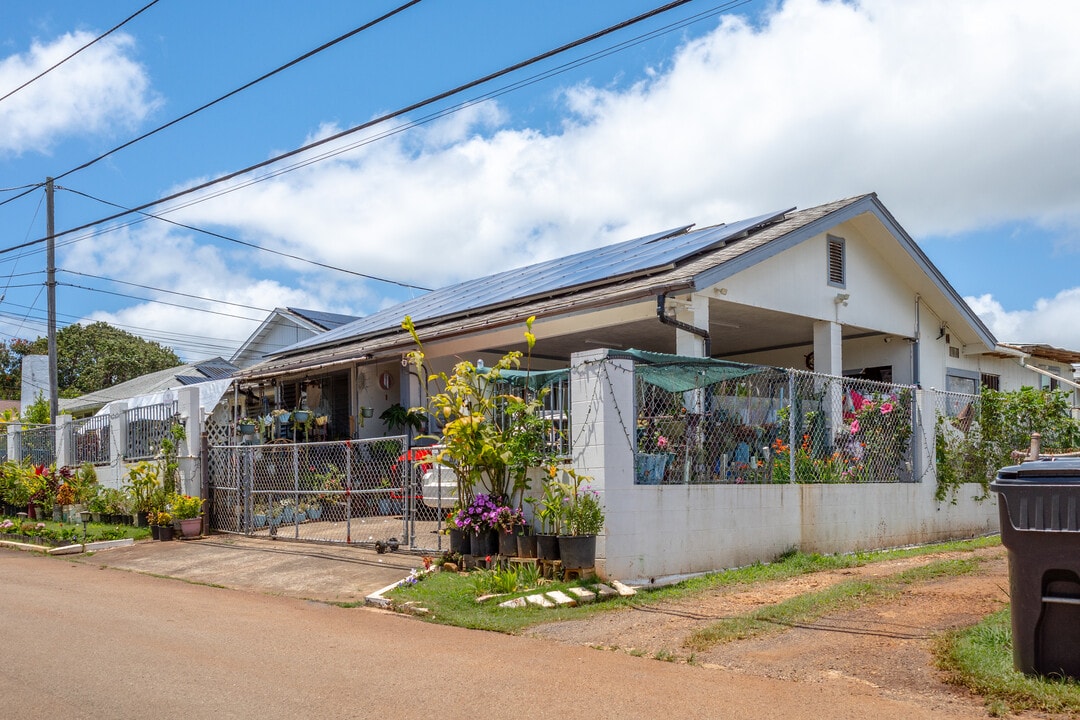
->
xmin=994 ymin=457 xmax=1080 ymax=485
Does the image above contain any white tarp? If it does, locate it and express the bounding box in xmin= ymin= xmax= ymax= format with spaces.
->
xmin=95 ymin=378 xmax=233 ymax=418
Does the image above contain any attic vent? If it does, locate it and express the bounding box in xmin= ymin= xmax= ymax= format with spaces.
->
xmin=827 ymin=235 xmax=846 ymax=287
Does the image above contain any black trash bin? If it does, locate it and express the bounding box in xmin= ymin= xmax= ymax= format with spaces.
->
xmin=991 ymin=458 xmax=1080 ymax=679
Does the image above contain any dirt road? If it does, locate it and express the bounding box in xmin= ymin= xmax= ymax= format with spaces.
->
xmin=1 ymin=549 xmax=997 ymax=720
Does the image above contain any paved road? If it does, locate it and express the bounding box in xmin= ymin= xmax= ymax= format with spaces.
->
xmin=0 ymin=549 xmax=991 ymax=720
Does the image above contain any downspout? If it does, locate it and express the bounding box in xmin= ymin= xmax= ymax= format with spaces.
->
xmin=657 ymin=293 xmax=711 ymax=357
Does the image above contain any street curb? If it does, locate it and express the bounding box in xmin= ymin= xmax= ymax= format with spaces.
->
xmin=0 ymin=537 xmax=134 ymax=555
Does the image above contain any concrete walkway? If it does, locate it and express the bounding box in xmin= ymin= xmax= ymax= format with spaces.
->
xmin=72 ymin=534 xmax=425 ymax=604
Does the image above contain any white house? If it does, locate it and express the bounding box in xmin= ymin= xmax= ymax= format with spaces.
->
xmin=205 ymin=194 xmax=1075 ymax=580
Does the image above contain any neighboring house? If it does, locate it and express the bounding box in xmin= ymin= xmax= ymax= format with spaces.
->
xmin=230 ymin=307 xmax=360 ymax=370
xmin=59 ymin=357 xmax=239 ymax=418
xmin=993 ymin=343 xmax=1080 ymax=411
xmin=216 ymin=193 xmax=1068 ymax=580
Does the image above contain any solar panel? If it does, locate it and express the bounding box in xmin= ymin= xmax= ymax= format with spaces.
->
xmin=283 ymin=208 xmax=789 ymax=354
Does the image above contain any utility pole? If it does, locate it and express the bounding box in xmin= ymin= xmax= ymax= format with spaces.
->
xmin=46 ymin=178 xmax=58 ymax=423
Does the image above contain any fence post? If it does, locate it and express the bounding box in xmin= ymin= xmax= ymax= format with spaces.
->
xmin=110 ymin=401 xmax=128 ymax=471
xmin=55 ymin=415 xmax=73 ymax=468
xmin=177 ymin=386 xmax=202 ymax=496
xmin=9 ymin=422 xmax=21 ymax=463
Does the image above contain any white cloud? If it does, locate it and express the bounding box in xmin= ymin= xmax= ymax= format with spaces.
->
xmin=0 ymin=31 xmax=159 ymax=155
xmin=40 ymin=0 xmax=1080 ymax=353
xmin=967 ymin=289 xmax=1080 ymax=350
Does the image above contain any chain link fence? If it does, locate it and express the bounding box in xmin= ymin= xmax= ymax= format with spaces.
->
xmin=208 ymin=436 xmax=443 ymax=550
xmin=634 ymin=362 xmax=916 ymax=485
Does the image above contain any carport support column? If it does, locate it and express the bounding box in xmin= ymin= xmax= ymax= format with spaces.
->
xmin=570 ymin=349 xmax=635 ymax=581
xmin=813 ymin=320 xmax=843 ymax=449
xmin=674 ymin=294 xmax=710 ymax=359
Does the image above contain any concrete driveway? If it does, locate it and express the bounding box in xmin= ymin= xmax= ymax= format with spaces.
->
xmin=73 ymin=535 xmax=424 ymax=604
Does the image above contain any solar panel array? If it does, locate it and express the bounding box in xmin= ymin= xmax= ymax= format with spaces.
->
xmin=283 ymin=208 xmax=789 ymax=355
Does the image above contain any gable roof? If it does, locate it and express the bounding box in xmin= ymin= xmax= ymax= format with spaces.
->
xmin=230 ymin=307 xmax=361 ymax=368
xmin=238 ymin=193 xmax=995 ymax=378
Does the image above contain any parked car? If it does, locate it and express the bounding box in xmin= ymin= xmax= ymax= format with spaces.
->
xmin=421 ymin=465 xmax=458 ymax=511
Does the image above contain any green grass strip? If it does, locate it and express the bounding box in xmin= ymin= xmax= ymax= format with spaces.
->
xmin=684 ymin=556 xmax=982 ymax=652
xmin=388 ymin=535 xmax=999 ymax=634
xmin=936 ymin=609 xmax=1080 ymax=717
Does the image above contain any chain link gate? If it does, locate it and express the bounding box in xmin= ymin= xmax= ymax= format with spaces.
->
xmin=208 ymin=436 xmax=445 ymax=553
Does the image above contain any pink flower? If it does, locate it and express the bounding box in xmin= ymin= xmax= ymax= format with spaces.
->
xmin=849 ymin=419 xmax=860 ymax=434
xmin=657 ymin=436 xmax=668 ymax=450
xmin=880 ymin=402 xmax=894 ymax=414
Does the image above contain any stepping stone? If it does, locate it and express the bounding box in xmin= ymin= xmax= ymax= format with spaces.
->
xmin=499 ymin=597 xmax=528 ymax=608
xmin=567 ymin=587 xmax=596 ymax=603
xmin=593 ymin=583 xmax=619 ymax=600
xmin=546 ymin=590 xmax=575 ymax=606
xmin=526 ymin=594 xmax=554 ymax=608
xmin=610 ymin=580 xmax=637 ymax=597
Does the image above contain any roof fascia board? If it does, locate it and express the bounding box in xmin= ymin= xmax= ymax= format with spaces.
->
xmin=691 ymin=195 xmax=998 ymax=350
xmin=230 ymin=308 xmax=323 ymax=364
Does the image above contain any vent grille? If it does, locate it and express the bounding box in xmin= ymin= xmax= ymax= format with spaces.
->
xmin=827 ymin=235 xmax=845 ymax=286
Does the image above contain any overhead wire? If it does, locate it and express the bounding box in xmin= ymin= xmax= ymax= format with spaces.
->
xmin=59 ymin=185 xmax=431 ymax=291
xmin=0 ymin=0 xmax=425 ymax=213
xmin=0 ymin=0 xmax=162 ymax=105
xmin=5 ymin=0 xmax=700 ymax=254
xmin=59 ymin=269 xmax=275 ymax=314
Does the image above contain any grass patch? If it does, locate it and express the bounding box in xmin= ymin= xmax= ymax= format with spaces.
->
xmin=387 ymin=535 xmax=999 ymax=634
xmin=936 ymin=608 xmax=1080 ymax=716
xmin=388 ymin=570 xmax=626 ymax=633
xmin=684 ymin=556 xmax=983 ymax=652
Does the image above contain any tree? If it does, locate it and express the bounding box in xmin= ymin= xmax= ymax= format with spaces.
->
xmin=0 ymin=322 xmax=181 ymax=400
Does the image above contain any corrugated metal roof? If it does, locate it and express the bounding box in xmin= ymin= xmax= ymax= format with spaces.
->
xmin=283 ymin=208 xmax=790 ymax=356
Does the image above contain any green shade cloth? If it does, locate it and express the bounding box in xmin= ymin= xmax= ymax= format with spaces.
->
xmin=612 ymin=349 xmax=767 ymax=393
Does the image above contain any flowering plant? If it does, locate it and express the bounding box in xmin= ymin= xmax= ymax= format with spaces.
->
xmin=169 ymin=493 xmax=203 ymax=520
xmin=492 ymin=505 xmax=525 ymax=534
xmin=560 ymin=470 xmax=604 ymax=536
xmin=454 ymin=493 xmax=501 ymax=535
xmin=637 ymin=423 xmax=670 ymax=454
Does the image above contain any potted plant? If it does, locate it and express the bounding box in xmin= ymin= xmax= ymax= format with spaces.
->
xmin=534 ymin=476 xmax=565 ymax=561
xmin=124 ymin=461 xmax=161 ymax=527
xmin=170 ymin=493 xmax=203 ymax=538
xmin=150 ymin=510 xmax=174 ymax=541
xmin=455 ymin=493 xmax=500 ymax=556
xmin=556 ymin=468 xmax=604 ymax=571
xmin=493 ymin=504 xmax=526 ymax=556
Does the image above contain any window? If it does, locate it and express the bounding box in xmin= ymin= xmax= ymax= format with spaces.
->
xmin=980 ymin=373 xmax=1000 ymax=391
xmin=949 ymin=346 xmax=960 ymax=359
xmin=945 ymin=369 xmax=980 ymax=417
xmin=827 ymin=235 xmax=845 ymax=287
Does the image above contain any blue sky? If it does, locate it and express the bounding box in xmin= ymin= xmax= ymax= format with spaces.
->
xmin=1 ymin=0 xmax=1078 ymax=361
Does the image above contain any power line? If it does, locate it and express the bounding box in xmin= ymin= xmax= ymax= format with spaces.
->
xmin=53 ymin=0 xmax=425 ymax=184
xmin=0 ymin=305 xmax=252 ymax=356
xmin=57 ymin=282 xmax=264 ymax=322
xmin=59 ymin=185 xmax=431 ymax=291
xmin=0 ymin=0 xmax=162 ymax=105
xmin=6 ymin=0 xmax=699 ymax=255
xmin=0 ymin=1 xmax=423 ymax=213
xmin=59 ymin=268 xmax=274 ymax=314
